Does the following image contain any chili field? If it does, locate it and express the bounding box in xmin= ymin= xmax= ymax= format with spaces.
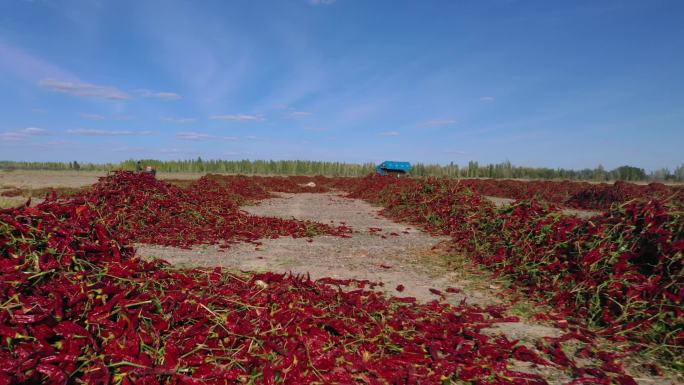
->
xmin=0 ymin=172 xmax=681 ymax=384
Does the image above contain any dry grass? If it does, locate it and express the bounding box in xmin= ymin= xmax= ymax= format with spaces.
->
xmin=0 ymin=170 xmax=105 ymax=189
xmin=0 ymin=170 xmax=204 ymax=190
xmin=0 ymin=196 xmax=27 ymax=209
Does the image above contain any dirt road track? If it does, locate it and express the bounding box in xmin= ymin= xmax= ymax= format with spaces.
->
xmin=140 ymin=192 xmax=490 ymax=305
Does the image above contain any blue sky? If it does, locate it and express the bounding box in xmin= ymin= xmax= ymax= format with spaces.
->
xmin=0 ymin=0 xmax=682 ymax=170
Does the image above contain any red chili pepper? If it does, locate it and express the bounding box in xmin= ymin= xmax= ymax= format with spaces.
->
xmin=36 ymin=364 xmax=67 ymax=385
xmin=429 ymin=288 xmax=443 ymax=296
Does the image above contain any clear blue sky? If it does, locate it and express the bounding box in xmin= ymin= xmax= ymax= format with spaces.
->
xmin=1 ymin=0 xmax=682 ymax=170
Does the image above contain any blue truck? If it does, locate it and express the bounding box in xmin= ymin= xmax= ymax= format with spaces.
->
xmin=376 ymin=161 xmax=412 ymax=177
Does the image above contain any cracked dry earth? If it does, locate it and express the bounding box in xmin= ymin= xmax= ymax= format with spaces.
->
xmin=137 ymin=192 xmax=677 ymax=385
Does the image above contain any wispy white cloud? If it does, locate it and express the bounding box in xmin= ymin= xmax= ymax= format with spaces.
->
xmin=134 ymin=89 xmax=182 ymax=100
xmin=43 ymin=140 xmax=75 ymax=146
xmin=418 ymin=119 xmax=457 ymax=128
xmin=176 ymin=132 xmax=238 ymax=141
xmin=66 ymin=128 xmax=154 ymax=136
xmin=81 ymin=113 xmax=106 ymax=121
xmin=0 ymin=127 xmax=50 ymax=140
xmin=19 ymin=127 xmax=50 ymax=135
xmin=0 ymin=42 xmax=74 ymax=82
xmin=287 ymin=111 xmax=312 ymax=118
xmin=39 ymin=79 xmax=130 ymax=100
xmin=38 ymin=78 xmax=180 ymax=102
xmin=479 ymin=96 xmax=495 ymax=102
xmin=176 ymin=132 xmax=213 ymax=141
xmin=80 ymin=113 xmax=135 ymax=121
xmin=0 ymin=132 xmax=25 ymax=141
xmin=309 ymin=0 xmax=336 ymax=5
xmin=162 ymin=117 xmax=197 ymax=124
xmin=209 ymin=114 xmax=265 ymax=122
xmin=379 ymin=131 xmax=400 ymax=137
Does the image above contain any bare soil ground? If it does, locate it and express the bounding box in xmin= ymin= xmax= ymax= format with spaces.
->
xmin=0 ymin=170 xmax=203 ymax=190
xmin=0 ymin=170 xmax=207 ymax=208
xmin=140 ymin=192 xmax=494 ymax=305
xmin=0 ymin=170 xmax=106 ymax=189
xmin=137 ymin=192 xmax=678 ymax=385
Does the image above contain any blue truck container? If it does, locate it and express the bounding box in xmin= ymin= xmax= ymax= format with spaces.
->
xmin=376 ymin=161 xmax=412 ymax=177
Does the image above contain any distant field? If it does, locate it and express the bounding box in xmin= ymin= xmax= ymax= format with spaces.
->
xmin=2 ymin=169 xmax=682 ymax=191
xmin=0 ymin=170 xmax=205 ymax=190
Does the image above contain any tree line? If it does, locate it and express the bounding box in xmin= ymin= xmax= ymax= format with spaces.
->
xmin=409 ymin=161 xmax=684 ymax=182
xmin=1 ymin=159 xmax=683 ymax=182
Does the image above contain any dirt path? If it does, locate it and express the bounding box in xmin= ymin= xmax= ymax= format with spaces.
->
xmin=139 ymin=192 xmax=496 ymax=305
xmin=137 ymin=192 xmax=677 ymax=385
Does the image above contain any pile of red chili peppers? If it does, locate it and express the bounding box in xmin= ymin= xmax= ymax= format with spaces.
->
xmin=346 ymin=175 xmax=683 ymax=368
xmin=81 ymin=172 xmax=350 ymax=248
xmin=201 ymin=175 xmax=332 ymax=195
xmin=454 ymin=179 xmax=683 ymax=210
xmin=0 ymin=172 xmax=678 ymax=384
xmin=3 ymin=196 xmax=643 ymax=384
